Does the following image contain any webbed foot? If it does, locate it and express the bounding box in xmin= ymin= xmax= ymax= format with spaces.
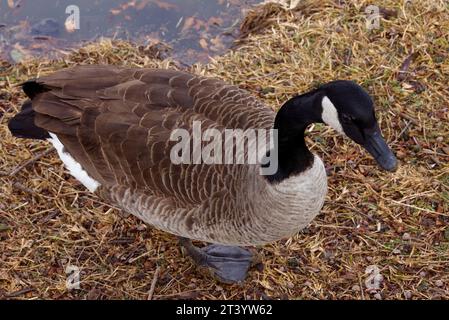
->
xmin=179 ymin=238 xmax=257 ymax=284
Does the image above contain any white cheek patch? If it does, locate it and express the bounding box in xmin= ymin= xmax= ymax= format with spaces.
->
xmin=48 ymin=133 xmax=100 ymax=192
xmin=321 ymin=96 xmax=344 ymax=134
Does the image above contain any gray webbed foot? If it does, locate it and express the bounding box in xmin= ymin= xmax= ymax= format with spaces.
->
xmin=179 ymin=238 xmax=256 ymax=284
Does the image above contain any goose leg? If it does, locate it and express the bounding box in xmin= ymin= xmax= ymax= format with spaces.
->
xmin=178 ymin=237 xmax=256 ymax=284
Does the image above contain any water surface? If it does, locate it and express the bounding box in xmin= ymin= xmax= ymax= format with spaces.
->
xmin=0 ymin=0 xmax=258 ymax=64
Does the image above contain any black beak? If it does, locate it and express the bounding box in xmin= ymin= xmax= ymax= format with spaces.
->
xmin=363 ymin=129 xmax=398 ymax=172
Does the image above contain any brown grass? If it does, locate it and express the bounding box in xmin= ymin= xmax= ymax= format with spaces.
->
xmin=0 ymin=0 xmax=448 ymax=300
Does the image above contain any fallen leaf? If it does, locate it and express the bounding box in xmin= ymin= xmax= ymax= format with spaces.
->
xmin=135 ymin=0 xmax=151 ymax=10
xmin=379 ymin=7 xmax=398 ymax=19
xmin=199 ymin=38 xmax=208 ymax=50
xmin=7 ymin=0 xmax=16 ymax=9
xmin=110 ymin=9 xmax=121 ymax=15
xmin=208 ymin=16 xmax=224 ymax=26
xmin=150 ymin=0 xmax=177 ymax=10
xmin=182 ymin=16 xmax=196 ymax=32
xmin=0 ymin=224 xmax=11 ymax=232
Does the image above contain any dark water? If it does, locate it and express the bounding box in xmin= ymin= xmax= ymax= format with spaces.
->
xmin=0 ymin=0 xmax=258 ymax=64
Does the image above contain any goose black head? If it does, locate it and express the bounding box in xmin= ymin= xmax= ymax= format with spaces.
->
xmin=318 ymin=80 xmax=398 ymax=172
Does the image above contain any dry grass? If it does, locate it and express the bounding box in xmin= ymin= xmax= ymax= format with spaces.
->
xmin=0 ymin=0 xmax=448 ymax=300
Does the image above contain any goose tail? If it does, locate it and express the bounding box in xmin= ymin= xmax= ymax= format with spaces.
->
xmin=8 ymin=80 xmax=50 ymax=140
xmin=8 ymin=99 xmax=50 ymax=140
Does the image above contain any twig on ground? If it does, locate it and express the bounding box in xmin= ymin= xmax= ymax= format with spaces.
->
xmin=4 ymin=147 xmax=54 ymax=177
xmin=397 ymin=52 xmax=418 ymax=81
xmin=147 ymin=266 xmax=161 ymax=300
xmin=4 ymin=287 xmax=34 ymax=298
xmin=13 ymin=182 xmax=36 ymax=195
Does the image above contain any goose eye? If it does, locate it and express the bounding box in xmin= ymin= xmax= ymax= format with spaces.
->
xmin=341 ymin=114 xmax=354 ymax=124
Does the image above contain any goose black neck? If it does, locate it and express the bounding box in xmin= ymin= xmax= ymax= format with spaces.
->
xmin=265 ymin=89 xmax=324 ymax=183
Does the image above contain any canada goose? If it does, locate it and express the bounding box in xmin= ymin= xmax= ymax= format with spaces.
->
xmin=8 ymin=65 xmax=397 ymax=283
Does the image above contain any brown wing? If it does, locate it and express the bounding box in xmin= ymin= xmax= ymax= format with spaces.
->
xmin=29 ymin=65 xmax=275 ymax=205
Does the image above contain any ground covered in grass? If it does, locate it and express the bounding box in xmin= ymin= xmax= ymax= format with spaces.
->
xmin=0 ymin=0 xmax=448 ymax=300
